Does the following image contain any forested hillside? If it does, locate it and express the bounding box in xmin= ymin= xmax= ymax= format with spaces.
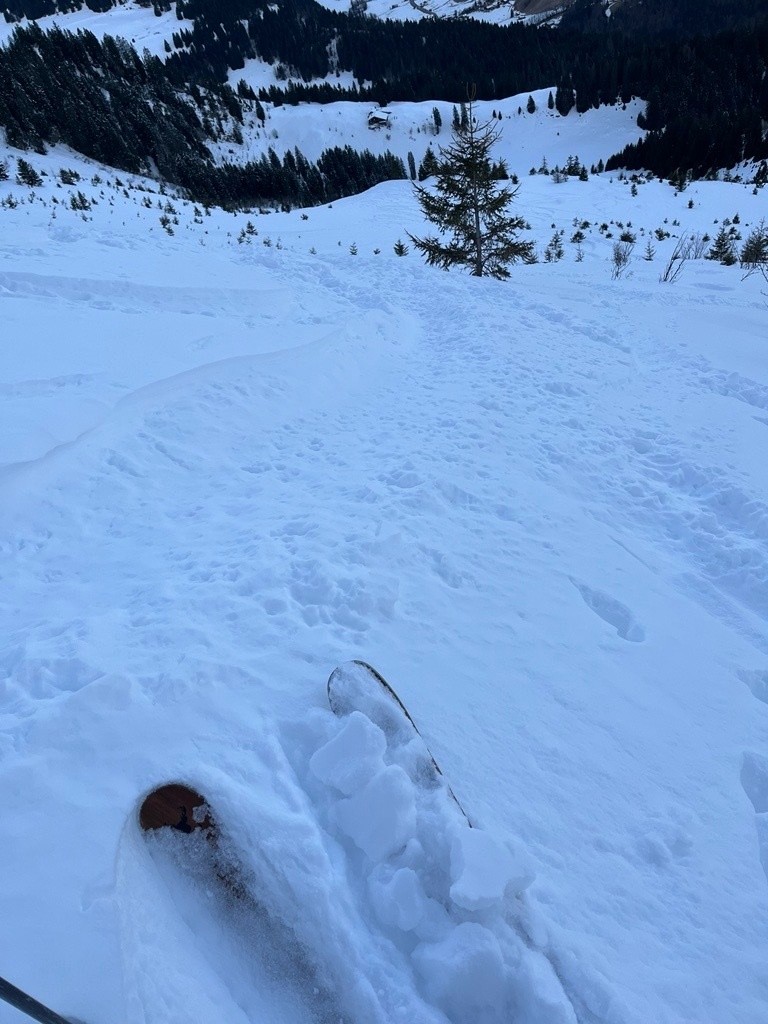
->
xmin=561 ymin=0 xmax=768 ymax=38
xmin=1 ymin=0 xmax=766 ymax=195
xmin=0 ymin=23 xmax=407 ymax=207
xmin=562 ymin=0 xmax=768 ymax=176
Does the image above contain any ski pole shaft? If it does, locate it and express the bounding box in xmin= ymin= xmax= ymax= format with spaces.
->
xmin=0 ymin=976 xmax=75 ymax=1024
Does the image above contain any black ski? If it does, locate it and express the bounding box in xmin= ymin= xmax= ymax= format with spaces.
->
xmin=0 ymin=975 xmax=77 ymax=1024
xmin=327 ymin=659 xmax=472 ymax=825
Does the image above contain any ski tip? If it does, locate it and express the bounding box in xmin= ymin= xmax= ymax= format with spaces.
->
xmin=327 ymin=659 xmax=388 ymax=694
xmin=139 ymin=783 xmax=214 ymax=834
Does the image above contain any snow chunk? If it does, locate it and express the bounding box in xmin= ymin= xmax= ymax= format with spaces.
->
xmin=368 ymin=864 xmax=427 ymax=932
xmin=309 ymin=710 xmax=387 ymax=796
xmin=412 ymin=922 xmax=506 ymax=1023
xmin=335 ymin=764 xmax=416 ymax=861
xmin=450 ymin=828 xmax=534 ymax=911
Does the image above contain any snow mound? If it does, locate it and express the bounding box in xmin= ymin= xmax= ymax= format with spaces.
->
xmin=336 ymin=762 xmax=417 ymax=859
xmin=412 ymin=923 xmax=506 ymax=1024
xmin=286 ymin=662 xmax=576 ymax=1024
xmin=450 ymin=828 xmax=534 ymax=911
xmin=309 ymin=708 xmax=387 ymax=794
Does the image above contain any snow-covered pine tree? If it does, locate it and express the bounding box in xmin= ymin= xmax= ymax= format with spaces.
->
xmin=418 ymin=146 xmax=440 ymax=181
xmin=409 ymin=100 xmax=534 ymax=279
xmin=707 ymin=227 xmax=737 ymax=266
xmin=16 ymin=158 xmax=42 ymax=187
xmin=740 ymin=221 xmax=768 ymax=269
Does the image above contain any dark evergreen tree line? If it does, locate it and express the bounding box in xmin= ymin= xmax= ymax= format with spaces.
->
xmin=178 ymin=144 xmax=406 ymax=209
xmin=1 ymin=0 xmax=767 ymax=184
xmin=0 ymin=24 xmax=212 ymax=175
xmin=561 ymin=0 xmax=768 ymax=39
xmin=161 ymin=0 xmax=768 ymax=173
xmin=0 ymin=24 xmax=406 ymax=208
xmin=606 ymin=23 xmax=768 ymax=177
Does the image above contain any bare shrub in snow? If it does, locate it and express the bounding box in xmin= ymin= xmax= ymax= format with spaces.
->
xmin=659 ymin=235 xmax=692 ymax=283
xmin=610 ymin=241 xmax=634 ymax=279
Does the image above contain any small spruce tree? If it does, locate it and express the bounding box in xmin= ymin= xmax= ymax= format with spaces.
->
xmin=17 ymin=158 xmax=43 ymax=187
xmin=409 ymin=99 xmax=534 ymax=279
xmin=393 ymin=238 xmax=409 ymax=256
xmin=544 ymin=231 xmax=565 ymax=262
xmin=707 ymin=227 xmax=737 ymax=266
xmin=418 ymin=146 xmax=440 ymax=181
xmin=526 ymin=95 xmax=536 ymax=114
xmin=740 ymin=221 xmax=768 ymax=268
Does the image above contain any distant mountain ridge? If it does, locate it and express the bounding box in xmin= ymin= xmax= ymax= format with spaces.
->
xmin=2 ymin=0 xmax=765 ymax=37
xmin=1 ymin=0 xmax=570 ymax=26
xmin=1 ymin=0 xmax=168 ymax=20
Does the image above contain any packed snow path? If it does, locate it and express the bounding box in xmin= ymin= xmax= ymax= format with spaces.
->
xmin=1 ymin=175 xmax=767 ymax=1024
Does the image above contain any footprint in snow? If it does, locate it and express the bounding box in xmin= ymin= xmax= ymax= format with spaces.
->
xmin=740 ymin=751 xmax=768 ymax=886
xmin=570 ymin=578 xmax=646 ymax=643
xmin=738 ymin=668 xmax=768 ymax=706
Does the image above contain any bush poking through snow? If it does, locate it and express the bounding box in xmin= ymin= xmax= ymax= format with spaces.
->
xmin=659 ymin=234 xmax=691 ymax=283
xmin=610 ymin=240 xmax=634 ymax=279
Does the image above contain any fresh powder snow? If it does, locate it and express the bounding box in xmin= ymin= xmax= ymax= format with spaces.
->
xmin=0 ymin=86 xmax=767 ymax=1024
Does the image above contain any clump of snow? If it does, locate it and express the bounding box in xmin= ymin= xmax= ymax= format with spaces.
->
xmin=335 ymin=763 xmax=417 ymax=859
xmin=309 ymin=709 xmax=387 ymax=794
xmin=450 ymin=827 xmax=534 ymax=910
xmin=368 ymin=864 xmax=427 ymax=931
xmin=299 ymin=664 xmax=575 ymax=1022
xmin=413 ymin=923 xmax=507 ymax=1023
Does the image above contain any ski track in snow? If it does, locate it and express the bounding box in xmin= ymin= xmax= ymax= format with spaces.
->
xmin=1 ymin=148 xmax=768 ymax=1023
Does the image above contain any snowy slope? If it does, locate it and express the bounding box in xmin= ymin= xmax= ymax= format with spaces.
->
xmin=313 ymin=0 xmax=515 ymax=24
xmin=217 ymin=89 xmax=645 ymax=175
xmin=315 ymin=0 xmax=569 ymax=25
xmin=0 ymin=0 xmax=548 ymax=33
xmin=0 ymin=1 xmax=190 ymax=54
xmin=1 ymin=114 xmax=768 ymax=1024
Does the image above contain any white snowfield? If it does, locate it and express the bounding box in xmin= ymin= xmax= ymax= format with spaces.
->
xmin=1 ymin=100 xmax=768 ymax=1024
xmin=214 ymin=90 xmax=645 ymax=176
xmin=0 ymin=2 xmax=191 ymax=56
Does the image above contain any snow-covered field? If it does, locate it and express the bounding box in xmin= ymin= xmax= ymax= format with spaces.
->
xmin=217 ymin=89 xmax=645 ymax=176
xmin=1 ymin=92 xmax=768 ymax=1024
xmin=0 ymin=1 xmax=190 ymax=56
